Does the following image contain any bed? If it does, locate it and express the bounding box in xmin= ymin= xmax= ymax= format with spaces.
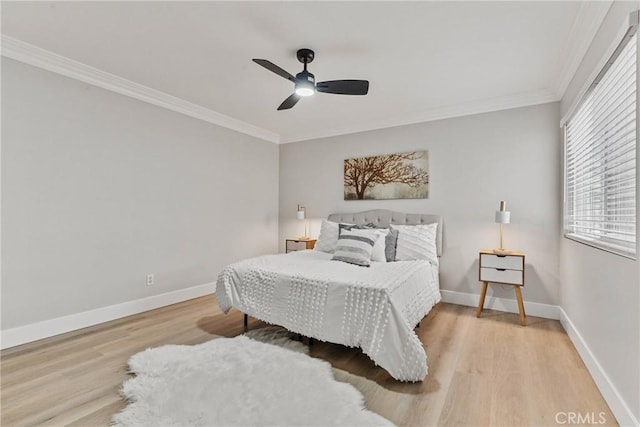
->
xmin=216 ymin=210 xmax=442 ymax=381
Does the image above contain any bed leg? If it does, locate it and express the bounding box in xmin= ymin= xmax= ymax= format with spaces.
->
xmin=243 ymin=313 xmax=248 ymax=331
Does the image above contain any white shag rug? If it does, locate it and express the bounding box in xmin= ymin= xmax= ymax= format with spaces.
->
xmin=112 ymin=327 xmax=392 ymax=427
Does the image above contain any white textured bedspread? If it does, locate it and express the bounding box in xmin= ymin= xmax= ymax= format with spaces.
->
xmin=216 ymin=250 xmax=441 ymax=381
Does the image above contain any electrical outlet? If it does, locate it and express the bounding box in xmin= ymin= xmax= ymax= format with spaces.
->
xmin=146 ymin=274 xmax=154 ymax=286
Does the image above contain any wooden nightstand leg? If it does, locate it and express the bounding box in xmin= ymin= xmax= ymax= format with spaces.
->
xmin=243 ymin=313 xmax=248 ymax=331
xmin=514 ymin=286 xmax=527 ymax=326
xmin=477 ymin=281 xmax=488 ymax=317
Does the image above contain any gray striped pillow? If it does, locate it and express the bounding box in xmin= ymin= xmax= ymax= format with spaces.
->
xmin=331 ymin=228 xmax=381 ymax=267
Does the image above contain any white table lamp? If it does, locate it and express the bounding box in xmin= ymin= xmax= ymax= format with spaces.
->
xmin=297 ymin=204 xmax=309 ymax=240
xmin=494 ymin=200 xmax=511 ymax=253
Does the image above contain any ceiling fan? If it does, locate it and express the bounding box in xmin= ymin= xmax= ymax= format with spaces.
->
xmin=252 ymin=48 xmax=369 ymax=111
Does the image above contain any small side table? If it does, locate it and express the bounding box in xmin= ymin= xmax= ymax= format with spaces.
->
xmin=476 ymin=249 xmax=527 ymax=326
xmin=285 ymin=238 xmax=316 ymax=253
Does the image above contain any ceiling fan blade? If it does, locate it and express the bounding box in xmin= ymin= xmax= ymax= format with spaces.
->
xmin=316 ymin=80 xmax=369 ymax=95
xmin=277 ymin=93 xmax=301 ymax=110
xmin=252 ymin=59 xmax=295 ymax=82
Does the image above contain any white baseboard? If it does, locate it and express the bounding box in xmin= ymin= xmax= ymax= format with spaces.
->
xmin=0 ymin=283 xmax=215 ymax=350
xmin=559 ymin=308 xmax=639 ymax=427
xmin=440 ymin=289 xmax=561 ymax=320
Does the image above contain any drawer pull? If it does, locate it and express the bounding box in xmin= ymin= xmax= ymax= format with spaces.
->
xmin=496 ymin=255 xmax=506 ymax=258
xmin=496 ymin=268 xmax=506 ymax=271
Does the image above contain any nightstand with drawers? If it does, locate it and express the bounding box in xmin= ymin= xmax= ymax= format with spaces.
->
xmin=476 ymin=249 xmax=526 ymax=326
xmin=285 ymin=238 xmax=317 ymax=253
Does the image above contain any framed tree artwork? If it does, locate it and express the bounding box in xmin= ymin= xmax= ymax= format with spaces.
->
xmin=344 ymin=151 xmax=429 ymax=200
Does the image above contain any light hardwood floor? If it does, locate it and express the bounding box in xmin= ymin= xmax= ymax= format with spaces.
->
xmin=1 ymin=296 xmax=616 ymax=426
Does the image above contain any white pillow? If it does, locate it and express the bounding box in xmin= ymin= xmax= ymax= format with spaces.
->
xmin=391 ymin=223 xmax=438 ymax=263
xmin=314 ymin=220 xmax=345 ymax=253
xmin=370 ymin=228 xmax=389 ymax=263
xmin=331 ymin=228 xmax=381 ymax=267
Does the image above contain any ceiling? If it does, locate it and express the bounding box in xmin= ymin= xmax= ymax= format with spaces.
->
xmin=1 ymin=1 xmax=611 ymax=143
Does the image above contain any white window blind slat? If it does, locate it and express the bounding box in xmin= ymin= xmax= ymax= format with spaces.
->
xmin=566 ymin=97 xmax=635 ymax=157
xmin=566 ymin=107 xmax=635 ymax=161
xmin=567 ymin=151 xmax=635 ymax=184
xmin=567 ymin=157 xmax=636 ymax=186
xmin=566 ymin=116 xmax=635 ymax=168
xmin=564 ymin=30 xmax=637 ymax=259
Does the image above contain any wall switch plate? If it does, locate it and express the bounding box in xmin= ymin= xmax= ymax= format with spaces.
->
xmin=146 ymin=274 xmax=154 ymax=286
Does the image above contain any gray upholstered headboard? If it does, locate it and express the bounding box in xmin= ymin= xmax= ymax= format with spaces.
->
xmin=327 ymin=209 xmax=443 ymax=256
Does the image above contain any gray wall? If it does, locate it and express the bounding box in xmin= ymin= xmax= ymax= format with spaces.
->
xmin=560 ymin=1 xmax=640 ymax=422
xmin=279 ymin=102 xmax=561 ymax=306
xmin=1 ymin=58 xmax=279 ymax=329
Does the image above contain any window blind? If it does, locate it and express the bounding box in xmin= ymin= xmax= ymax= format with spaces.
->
xmin=564 ymin=31 xmax=637 ymax=258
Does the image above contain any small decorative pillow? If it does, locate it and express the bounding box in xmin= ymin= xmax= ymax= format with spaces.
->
xmin=332 ymin=228 xmax=381 ymax=267
xmin=370 ymin=228 xmax=389 ymax=262
xmin=391 ymin=223 xmax=438 ymax=263
xmin=348 ymin=223 xmax=399 ymax=262
xmin=338 ymin=224 xmax=388 ymax=263
xmin=314 ymin=220 xmax=343 ymax=253
xmin=384 ymin=228 xmax=399 ymax=262
xmin=364 ymin=223 xmax=398 ymax=262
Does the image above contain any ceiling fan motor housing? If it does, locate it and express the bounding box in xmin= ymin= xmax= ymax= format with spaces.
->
xmin=295 ymin=49 xmax=316 ymax=96
xmin=295 ymin=70 xmax=316 ymax=96
xmin=296 ymin=70 xmax=315 ymax=85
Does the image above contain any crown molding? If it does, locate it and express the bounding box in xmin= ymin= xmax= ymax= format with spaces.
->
xmin=2 ymin=32 xmax=579 ymax=146
xmin=1 ymin=35 xmax=280 ymax=144
xmin=553 ymin=1 xmax=613 ymax=99
xmin=279 ymin=89 xmax=558 ymax=144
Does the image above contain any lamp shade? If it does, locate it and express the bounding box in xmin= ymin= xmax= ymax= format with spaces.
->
xmin=296 ymin=205 xmax=305 ymax=220
xmin=495 ymin=200 xmax=510 ymax=224
xmin=495 ymin=211 xmax=511 ymax=224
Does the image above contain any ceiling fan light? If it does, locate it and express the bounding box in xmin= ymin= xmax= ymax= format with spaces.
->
xmin=295 ymin=82 xmax=315 ymax=97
